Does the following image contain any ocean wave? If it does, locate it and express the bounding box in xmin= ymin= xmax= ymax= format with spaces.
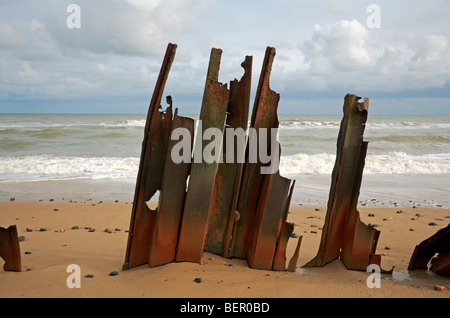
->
xmin=279 ymin=152 xmax=450 ymax=175
xmin=0 ymin=155 xmax=140 ymax=182
xmin=1 ymin=151 xmax=449 ymax=183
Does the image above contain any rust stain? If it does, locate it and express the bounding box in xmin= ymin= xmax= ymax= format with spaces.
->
xmin=0 ymin=225 xmax=21 ymax=272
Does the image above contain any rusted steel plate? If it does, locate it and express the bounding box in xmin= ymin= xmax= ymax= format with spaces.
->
xmin=408 ymin=223 xmax=450 ymax=276
xmin=176 ymin=48 xmax=230 ymax=263
xmin=230 ymin=46 xmax=280 ymax=259
xmin=148 ymin=110 xmax=194 ymax=267
xmin=304 ymin=94 xmax=381 ymax=271
xmin=246 ymin=171 xmax=293 ymax=270
xmin=0 ymin=225 xmax=21 ymax=272
xmin=272 ymin=222 xmax=295 ymax=271
xmin=123 ymin=43 xmax=176 ymax=270
xmin=288 ymin=235 xmax=303 ymax=272
xmin=204 ymin=56 xmax=252 ymax=257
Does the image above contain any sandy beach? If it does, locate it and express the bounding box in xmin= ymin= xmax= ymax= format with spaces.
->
xmin=1 ymin=196 xmax=449 ymax=299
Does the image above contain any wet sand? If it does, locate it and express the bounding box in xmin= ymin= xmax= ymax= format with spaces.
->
xmin=1 ymin=197 xmax=449 ymax=298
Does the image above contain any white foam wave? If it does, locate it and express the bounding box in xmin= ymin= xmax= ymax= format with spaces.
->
xmin=0 ymin=155 xmax=139 ymax=182
xmin=1 ymin=151 xmax=449 ymax=183
xmin=279 ymin=152 xmax=450 ymax=175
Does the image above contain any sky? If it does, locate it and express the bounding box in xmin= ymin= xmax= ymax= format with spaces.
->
xmin=0 ymin=0 xmax=450 ymax=115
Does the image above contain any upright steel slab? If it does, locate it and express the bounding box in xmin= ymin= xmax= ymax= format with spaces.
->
xmin=0 ymin=225 xmax=21 ymax=272
xmin=304 ymin=94 xmax=381 ymax=271
xmin=230 ymin=47 xmax=281 ymax=259
xmin=148 ymin=110 xmax=194 ymax=267
xmin=123 ymin=43 xmax=176 ymax=270
xmin=176 ymin=48 xmax=230 ymax=263
xmin=204 ymin=56 xmax=252 ymax=257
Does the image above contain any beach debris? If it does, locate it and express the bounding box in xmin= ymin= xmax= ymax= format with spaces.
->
xmin=433 ymin=285 xmax=447 ymax=291
xmin=0 ymin=225 xmax=22 ymax=272
xmin=408 ymin=223 xmax=450 ymax=277
xmin=304 ymin=94 xmax=383 ymax=272
xmin=123 ymin=43 xmax=299 ymax=272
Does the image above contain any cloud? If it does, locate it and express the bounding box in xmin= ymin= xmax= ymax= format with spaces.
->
xmin=45 ymin=0 xmax=215 ymax=57
xmin=301 ymin=19 xmax=371 ymax=74
xmin=0 ymin=22 xmax=26 ymax=48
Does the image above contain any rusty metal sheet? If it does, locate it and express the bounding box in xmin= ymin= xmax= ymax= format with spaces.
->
xmin=304 ymin=94 xmax=381 ymax=271
xmin=148 ymin=110 xmax=194 ymax=267
xmin=0 ymin=225 xmax=21 ymax=272
xmin=176 ymin=48 xmax=230 ymax=263
xmin=246 ymin=171 xmax=293 ymax=270
xmin=287 ymin=235 xmax=303 ymax=272
xmin=204 ymin=56 xmax=252 ymax=257
xmin=408 ymin=223 xmax=450 ymax=276
xmin=123 ymin=43 xmax=176 ymax=270
xmin=272 ymin=222 xmax=295 ymax=271
xmin=230 ymin=46 xmax=280 ymax=259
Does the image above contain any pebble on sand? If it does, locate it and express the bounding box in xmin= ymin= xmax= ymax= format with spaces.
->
xmin=194 ymin=278 xmax=203 ymax=283
xmin=109 ymin=271 xmax=119 ymax=276
xmin=434 ymin=285 xmax=446 ymax=291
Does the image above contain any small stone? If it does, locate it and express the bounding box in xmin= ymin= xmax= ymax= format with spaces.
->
xmin=194 ymin=278 xmax=203 ymax=283
xmin=105 ymin=228 xmax=113 ymax=233
xmin=89 ymin=228 xmax=96 ymax=232
xmin=382 ymin=218 xmax=387 ymax=221
xmin=109 ymin=271 xmax=119 ymax=276
xmin=290 ymin=233 xmax=299 ymax=238
xmin=49 ymin=199 xmax=54 ymax=202
xmin=314 ymin=208 xmax=320 ymax=211
xmin=411 ymin=218 xmax=416 ymax=220
xmin=368 ymin=213 xmax=375 ymax=217
xmin=385 ymin=247 xmax=391 ymax=250
xmin=115 ymin=200 xmax=119 ymax=203
xmin=25 ymin=251 xmax=32 ymax=254
xmin=311 ymin=230 xmax=318 ymax=234
xmin=26 ymin=228 xmax=33 ymax=232
xmin=410 ymin=228 xmax=415 ymax=231
xmin=225 ymin=263 xmax=233 ymax=267
xmin=84 ymin=227 xmax=92 ymax=230
xmin=39 ymin=228 xmax=46 ymax=232
xmin=72 ymin=225 xmax=79 ymax=230
xmin=85 ymin=274 xmax=94 ymax=278
xmin=415 ymin=213 xmax=421 ymax=217
xmin=10 ymin=197 xmax=15 ymax=202
xmin=53 ymin=208 xmax=59 ymax=212
xmin=115 ymin=228 xmax=121 ymax=231
xmin=396 ymin=210 xmax=402 ymax=214
xmin=18 ymin=236 xmax=25 ymax=242
xmin=434 ymin=285 xmax=446 ymax=291
xmin=429 ymin=222 xmax=438 ymax=226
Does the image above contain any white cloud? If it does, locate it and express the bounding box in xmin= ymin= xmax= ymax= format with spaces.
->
xmin=302 ymin=20 xmax=372 ymax=74
xmin=0 ymin=22 xmax=26 ymax=48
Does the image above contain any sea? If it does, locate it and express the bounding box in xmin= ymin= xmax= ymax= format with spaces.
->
xmin=1 ymin=113 xmax=449 ymax=208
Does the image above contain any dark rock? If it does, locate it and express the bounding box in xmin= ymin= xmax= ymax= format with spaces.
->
xmin=10 ymin=197 xmax=15 ymax=202
xmin=311 ymin=230 xmax=318 ymax=234
xmin=315 ymin=208 xmax=320 ymax=211
xmin=109 ymin=271 xmax=119 ymax=276
xmin=194 ymin=278 xmax=203 ymax=283
xmin=85 ymin=274 xmax=94 ymax=278
xmin=53 ymin=208 xmax=59 ymax=212
xmin=39 ymin=228 xmax=46 ymax=232
xmin=429 ymin=222 xmax=438 ymax=226
xmin=89 ymin=228 xmax=95 ymax=232
xmin=25 ymin=251 xmax=32 ymax=254
xmin=18 ymin=236 xmax=25 ymax=242
xmin=26 ymin=228 xmax=33 ymax=232
xmin=368 ymin=213 xmax=375 ymax=217
xmin=72 ymin=225 xmax=79 ymax=230
xmin=290 ymin=233 xmax=299 ymax=238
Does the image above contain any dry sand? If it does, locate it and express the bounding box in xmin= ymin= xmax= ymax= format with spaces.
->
xmin=0 ymin=197 xmax=449 ymax=299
